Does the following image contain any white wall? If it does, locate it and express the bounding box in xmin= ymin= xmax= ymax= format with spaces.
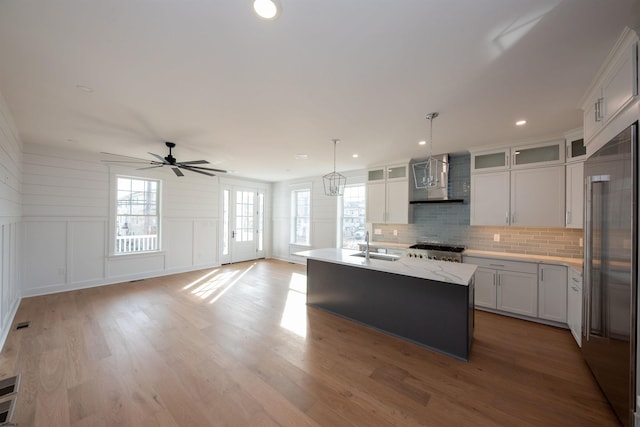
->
xmin=21 ymin=144 xmax=223 ymax=296
xmin=272 ymin=170 xmax=365 ymax=263
xmin=0 ymin=91 xmax=22 ymax=348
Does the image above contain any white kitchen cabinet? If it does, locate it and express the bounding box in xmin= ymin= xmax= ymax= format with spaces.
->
xmin=567 ymin=268 xmax=582 ymax=347
xmin=497 ymin=270 xmax=538 ymax=317
xmin=470 ymin=142 xmax=566 ymax=227
xmin=471 ymin=166 xmax=565 ymax=227
xmin=464 ymin=256 xmax=538 ymax=317
xmin=470 ymin=171 xmax=510 ymax=226
xmin=582 ymin=28 xmax=638 ymax=144
xmin=473 ymin=267 xmax=498 ymax=308
xmin=538 ymin=264 xmax=568 ymax=323
xmin=471 ymin=148 xmax=509 ymax=173
xmin=565 ymin=130 xmax=586 ymax=163
xmin=511 ymin=140 xmax=565 ymax=169
xmin=565 ymin=162 xmax=584 ymax=229
xmin=510 ymin=165 xmax=565 ymax=227
xmin=366 ymin=163 xmax=409 ymax=224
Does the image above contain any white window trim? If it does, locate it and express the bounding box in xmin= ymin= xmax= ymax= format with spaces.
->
xmin=110 ymin=174 xmax=162 ymax=256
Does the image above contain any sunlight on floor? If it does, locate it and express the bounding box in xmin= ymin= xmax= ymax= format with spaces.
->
xmin=280 ymin=272 xmax=308 ymax=338
xmin=182 ymin=269 xmax=220 ymax=290
xmin=182 ymin=263 xmax=256 ymax=304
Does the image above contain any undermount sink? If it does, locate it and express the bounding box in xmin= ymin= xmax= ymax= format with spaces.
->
xmin=351 ymin=252 xmax=401 ymax=261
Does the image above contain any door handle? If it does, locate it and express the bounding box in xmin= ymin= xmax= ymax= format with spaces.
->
xmin=231 ymin=230 xmax=236 ymax=239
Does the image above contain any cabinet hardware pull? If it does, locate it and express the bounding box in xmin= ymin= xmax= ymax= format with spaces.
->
xmin=505 ymin=211 xmax=509 ymax=224
xmin=566 ymin=211 xmax=571 ymax=225
xmin=541 ymin=269 xmax=544 ymax=281
xmin=595 ymin=97 xmax=604 ymax=122
xmin=512 ymin=213 xmax=516 ymax=224
xmin=571 ymin=286 xmax=579 ymax=291
xmin=633 ymin=43 xmax=638 ymax=96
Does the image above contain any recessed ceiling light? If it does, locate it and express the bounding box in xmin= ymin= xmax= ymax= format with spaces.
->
xmin=418 ymin=140 xmax=427 ymax=146
xmin=76 ymin=84 xmax=94 ymax=93
xmin=294 ymin=154 xmax=308 ymax=160
xmin=352 ymin=154 xmax=359 ymax=158
xmin=253 ymin=0 xmax=279 ymax=20
xmin=515 ymin=120 xmax=527 ymax=126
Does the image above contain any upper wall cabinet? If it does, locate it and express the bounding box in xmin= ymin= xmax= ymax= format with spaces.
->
xmin=511 ymin=140 xmax=565 ymax=169
xmin=581 ymin=28 xmax=639 ymax=145
xmin=366 ymin=163 xmax=410 ymax=224
xmin=565 ymin=129 xmax=586 ymax=163
xmin=471 ymin=148 xmax=510 ymax=173
xmin=470 ymin=140 xmax=566 ymax=227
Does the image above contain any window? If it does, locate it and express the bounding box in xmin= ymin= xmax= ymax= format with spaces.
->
xmin=115 ymin=176 xmax=160 ymax=254
xmin=341 ymin=184 xmax=366 ymax=249
xmin=291 ymin=189 xmax=311 ymax=245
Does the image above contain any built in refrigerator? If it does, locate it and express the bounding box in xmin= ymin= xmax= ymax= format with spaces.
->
xmin=583 ymin=121 xmax=638 ymax=427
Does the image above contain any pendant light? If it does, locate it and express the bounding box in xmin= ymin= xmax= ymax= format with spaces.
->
xmin=323 ymin=139 xmax=346 ymax=196
xmin=413 ymin=112 xmax=447 ymax=190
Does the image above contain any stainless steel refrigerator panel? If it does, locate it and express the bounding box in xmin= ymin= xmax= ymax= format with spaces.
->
xmin=583 ymin=122 xmax=637 ymax=427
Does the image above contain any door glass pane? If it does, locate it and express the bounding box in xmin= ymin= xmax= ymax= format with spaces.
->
xmin=223 ymin=190 xmax=229 ymax=255
xmin=257 ymin=193 xmax=264 ymax=251
xmin=235 ymin=191 xmax=254 ymax=242
xmin=474 ymin=152 xmax=506 ymax=169
xmin=514 ymin=144 xmax=560 ymax=165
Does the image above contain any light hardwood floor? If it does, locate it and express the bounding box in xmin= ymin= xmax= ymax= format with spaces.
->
xmin=0 ymin=259 xmax=620 ymax=426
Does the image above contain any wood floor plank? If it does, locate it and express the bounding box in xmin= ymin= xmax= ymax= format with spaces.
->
xmin=0 ymin=259 xmax=621 ymax=426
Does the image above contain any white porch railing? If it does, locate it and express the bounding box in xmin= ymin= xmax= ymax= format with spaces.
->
xmin=116 ymin=234 xmax=158 ymax=254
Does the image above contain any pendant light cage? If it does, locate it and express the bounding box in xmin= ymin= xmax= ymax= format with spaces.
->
xmin=413 ymin=112 xmax=447 ymax=190
xmin=323 ymin=139 xmax=347 ymax=196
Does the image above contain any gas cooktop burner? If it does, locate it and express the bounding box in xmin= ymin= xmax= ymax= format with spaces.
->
xmin=409 ymin=243 xmax=465 ymax=253
xmin=406 ymin=242 xmax=465 ymax=262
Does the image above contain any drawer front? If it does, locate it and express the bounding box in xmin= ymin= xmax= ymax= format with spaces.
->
xmin=463 ymin=256 xmax=538 ymax=274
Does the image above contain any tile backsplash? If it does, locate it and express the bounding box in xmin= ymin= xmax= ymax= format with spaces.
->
xmin=373 ymin=154 xmax=583 ymax=259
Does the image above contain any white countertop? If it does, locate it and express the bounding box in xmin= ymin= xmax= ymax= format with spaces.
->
xmin=463 ymin=249 xmax=583 ymax=274
xmin=296 ymin=248 xmax=476 ymax=286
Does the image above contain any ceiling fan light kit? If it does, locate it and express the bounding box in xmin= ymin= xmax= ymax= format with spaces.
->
xmin=323 ymin=139 xmax=346 ymax=196
xmin=101 ymin=141 xmax=227 ymax=177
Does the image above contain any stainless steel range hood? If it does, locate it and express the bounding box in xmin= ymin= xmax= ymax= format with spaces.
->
xmin=410 ymin=154 xmax=464 ymax=203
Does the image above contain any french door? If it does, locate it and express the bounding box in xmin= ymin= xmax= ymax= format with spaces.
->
xmin=220 ymin=186 xmax=265 ymax=264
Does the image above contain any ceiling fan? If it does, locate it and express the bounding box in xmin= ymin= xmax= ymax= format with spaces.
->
xmin=101 ymin=141 xmax=227 ymax=177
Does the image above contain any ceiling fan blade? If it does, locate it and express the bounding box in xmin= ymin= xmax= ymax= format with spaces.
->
xmin=172 ymin=167 xmax=184 ymax=177
xmin=101 ymin=160 xmax=154 ymax=164
xmin=148 ymin=152 xmax=168 ymax=163
xmin=100 ymin=152 xmax=153 ymax=162
xmin=178 ymin=160 xmax=209 ymax=165
xmin=180 ymin=166 xmax=216 ymax=177
xmin=137 ymin=165 xmax=164 ymax=170
xmin=179 ymin=164 xmax=227 ymax=173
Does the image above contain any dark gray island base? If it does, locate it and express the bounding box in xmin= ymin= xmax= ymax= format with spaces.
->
xmin=306 ymin=258 xmax=475 ymax=361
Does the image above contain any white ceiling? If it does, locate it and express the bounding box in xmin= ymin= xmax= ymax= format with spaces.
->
xmin=0 ymin=0 xmax=638 ymax=182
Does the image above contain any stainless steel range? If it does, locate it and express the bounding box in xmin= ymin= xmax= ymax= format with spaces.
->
xmin=406 ymin=243 xmax=465 ymax=262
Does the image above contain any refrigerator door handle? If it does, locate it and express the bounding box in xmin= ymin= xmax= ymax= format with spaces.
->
xmin=584 ymin=176 xmax=592 ymax=342
xmin=585 ymin=175 xmax=610 ymax=341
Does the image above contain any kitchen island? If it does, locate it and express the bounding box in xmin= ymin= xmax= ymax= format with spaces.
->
xmin=296 ymin=248 xmax=477 ymax=361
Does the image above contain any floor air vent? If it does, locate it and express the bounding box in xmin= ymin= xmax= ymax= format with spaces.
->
xmin=15 ymin=321 xmax=30 ymax=330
